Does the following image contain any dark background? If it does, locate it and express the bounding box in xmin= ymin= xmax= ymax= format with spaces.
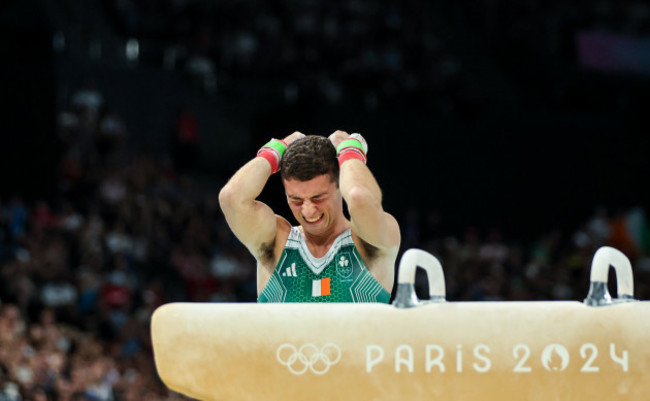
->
xmin=2 ymin=0 xmax=649 ymax=239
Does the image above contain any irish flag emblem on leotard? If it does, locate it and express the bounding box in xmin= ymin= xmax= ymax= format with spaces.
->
xmin=312 ymin=277 xmax=331 ymax=297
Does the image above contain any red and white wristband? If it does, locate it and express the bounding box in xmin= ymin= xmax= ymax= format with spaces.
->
xmin=257 ymin=139 xmax=288 ymax=174
xmin=336 ymin=134 xmax=368 ymax=166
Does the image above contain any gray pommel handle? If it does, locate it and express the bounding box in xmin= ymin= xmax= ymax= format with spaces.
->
xmin=584 ymin=246 xmax=636 ymax=306
xmin=393 ymin=248 xmax=446 ymax=308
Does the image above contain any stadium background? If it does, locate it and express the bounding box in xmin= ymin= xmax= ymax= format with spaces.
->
xmin=1 ymin=0 xmax=649 ymax=399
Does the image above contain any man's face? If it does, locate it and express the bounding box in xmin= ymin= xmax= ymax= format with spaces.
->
xmin=283 ymin=174 xmax=342 ymax=235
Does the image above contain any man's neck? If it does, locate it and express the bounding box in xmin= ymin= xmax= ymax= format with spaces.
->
xmin=301 ymin=219 xmax=350 ymax=256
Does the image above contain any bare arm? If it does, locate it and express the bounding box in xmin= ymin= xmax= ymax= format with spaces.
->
xmin=219 ymin=132 xmax=305 ymax=260
xmin=330 ymin=131 xmax=400 ymax=251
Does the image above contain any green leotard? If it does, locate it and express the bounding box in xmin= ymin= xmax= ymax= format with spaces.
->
xmin=258 ymin=227 xmax=390 ymax=303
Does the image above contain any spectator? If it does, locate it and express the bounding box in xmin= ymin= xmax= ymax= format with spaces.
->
xmin=171 ymin=107 xmax=200 ymax=172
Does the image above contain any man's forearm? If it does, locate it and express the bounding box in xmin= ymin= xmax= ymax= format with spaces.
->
xmin=219 ymin=157 xmax=272 ymax=210
xmin=339 ymin=159 xmax=383 ymax=209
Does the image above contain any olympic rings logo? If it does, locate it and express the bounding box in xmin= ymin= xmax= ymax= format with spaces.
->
xmin=276 ymin=343 xmax=342 ymax=375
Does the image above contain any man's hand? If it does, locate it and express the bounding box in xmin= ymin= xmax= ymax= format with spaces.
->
xmin=330 ymin=131 xmax=369 ymax=156
xmin=328 ymin=130 xmax=350 ymax=149
xmin=283 ymin=131 xmax=306 ymax=146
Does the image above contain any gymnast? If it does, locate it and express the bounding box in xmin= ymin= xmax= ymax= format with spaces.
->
xmin=219 ymin=130 xmax=400 ymax=302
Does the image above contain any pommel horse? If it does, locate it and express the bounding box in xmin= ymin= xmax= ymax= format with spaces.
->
xmin=152 ymin=246 xmax=650 ymax=400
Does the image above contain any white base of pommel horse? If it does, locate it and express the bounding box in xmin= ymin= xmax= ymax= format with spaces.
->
xmin=151 ymin=246 xmax=650 ymax=401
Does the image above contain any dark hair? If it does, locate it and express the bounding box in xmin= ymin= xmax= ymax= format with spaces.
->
xmin=280 ymin=135 xmax=339 ymax=182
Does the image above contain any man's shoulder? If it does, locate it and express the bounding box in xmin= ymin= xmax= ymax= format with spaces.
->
xmin=275 ymin=215 xmax=292 ymax=233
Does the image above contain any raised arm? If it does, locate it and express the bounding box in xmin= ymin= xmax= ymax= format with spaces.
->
xmin=330 ymin=131 xmax=400 ymax=251
xmin=219 ymin=132 xmax=305 ymax=260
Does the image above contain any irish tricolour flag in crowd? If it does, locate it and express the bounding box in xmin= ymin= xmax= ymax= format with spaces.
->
xmin=312 ymin=277 xmax=331 ymax=297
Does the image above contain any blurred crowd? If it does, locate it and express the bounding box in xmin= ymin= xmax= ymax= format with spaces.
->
xmin=103 ymin=0 xmax=480 ymax=115
xmin=100 ymin=0 xmax=650 ymax=112
xmin=461 ymin=0 xmax=650 ymax=43
xmin=456 ymin=0 xmax=650 ymax=81
xmin=1 ymin=85 xmax=252 ymax=400
xmin=401 ymin=207 xmax=650 ymax=303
